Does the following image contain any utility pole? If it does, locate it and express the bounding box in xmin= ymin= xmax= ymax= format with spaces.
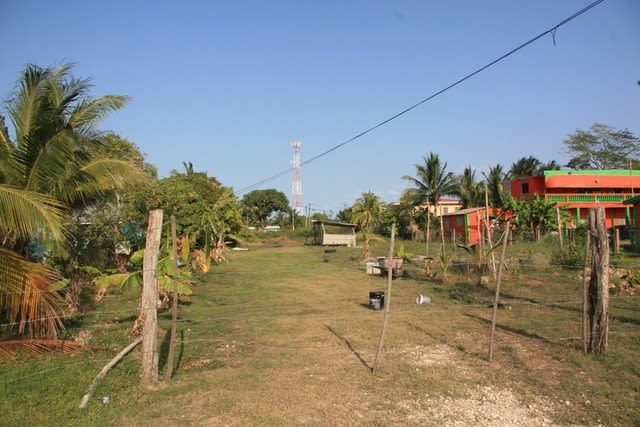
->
xmin=291 ymin=141 xmax=303 ymax=216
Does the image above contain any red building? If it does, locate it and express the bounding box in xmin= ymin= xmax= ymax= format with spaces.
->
xmin=508 ymin=170 xmax=640 ymax=228
xmin=442 ymin=207 xmax=501 ymax=245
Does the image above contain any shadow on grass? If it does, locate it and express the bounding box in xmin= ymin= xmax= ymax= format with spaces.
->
xmin=464 ymin=313 xmax=552 ymax=344
xmin=498 ymin=292 xmax=640 ymax=326
xmin=159 ymin=329 xmax=185 ymax=378
xmin=325 ymin=325 xmax=372 ymax=371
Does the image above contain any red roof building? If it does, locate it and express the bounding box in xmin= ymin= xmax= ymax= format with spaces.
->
xmin=441 ymin=207 xmax=501 ymax=245
xmin=508 ymin=170 xmax=640 ymax=229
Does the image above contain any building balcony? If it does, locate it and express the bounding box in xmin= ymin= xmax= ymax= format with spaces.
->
xmin=544 ymin=193 xmax=636 ymax=205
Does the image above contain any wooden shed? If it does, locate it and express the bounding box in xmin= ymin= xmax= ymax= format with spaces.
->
xmin=312 ymin=220 xmax=357 ymax=247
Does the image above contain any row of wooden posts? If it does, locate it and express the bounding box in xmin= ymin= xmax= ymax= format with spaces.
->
xmin=375 ymin=207 xmax=610 ymax=375
xmin=81 ymin=207 xmax=611 ymax=406
xmin=488 ymin=207 xmax=610 ymax=359
xmin=140 ymin=207 xmax=611 ymax=380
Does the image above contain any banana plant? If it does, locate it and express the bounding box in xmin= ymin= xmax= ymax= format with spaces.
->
xmin=457 ymin=241 xmax=503 ymax=286
xmin=95 ymin=249 xmax=193 ymax=297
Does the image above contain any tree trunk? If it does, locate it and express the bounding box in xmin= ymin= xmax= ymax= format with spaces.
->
xmin=437 ymin=202 xmax=446 ymax=254
xmin=141 ymin=209 xmax=162 ymax=387
xmin=588 ymin=208 xmax=609 ymax=355
xmin=425 ymin=204 xmax=431 ymax=258
xmin=363 ymin=232 xmax=372 ymax=259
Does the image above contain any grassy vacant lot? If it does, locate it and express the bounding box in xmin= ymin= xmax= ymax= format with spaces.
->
xmin=1 ymin=235 xmax=639 ymax=426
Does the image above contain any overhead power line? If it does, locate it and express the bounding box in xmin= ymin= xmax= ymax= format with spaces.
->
xmin=237 ymin=0 xmax=605 ymax=195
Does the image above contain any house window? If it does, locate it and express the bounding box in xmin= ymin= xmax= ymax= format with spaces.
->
xmin=443 ymin=207 xmax=449 ymax=214
xmin=522 ymin=182 xmax=529 ymax=195
xmin=456 ymin=216 xmax=464 ymax=227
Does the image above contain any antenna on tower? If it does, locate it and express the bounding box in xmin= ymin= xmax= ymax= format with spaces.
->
xmin=291 ymin=141 xmax=303 ymax=215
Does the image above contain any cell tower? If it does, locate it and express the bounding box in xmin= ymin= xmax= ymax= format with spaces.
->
xmin=291 ymin=141 xmax=303 ymax=214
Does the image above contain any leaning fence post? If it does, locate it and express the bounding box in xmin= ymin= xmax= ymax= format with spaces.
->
xmin=372 ymin=223 xmax=396 ymax=375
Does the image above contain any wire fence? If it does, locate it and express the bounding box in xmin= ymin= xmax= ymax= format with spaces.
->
xmin=1 ymin=256 xmax=638 ymax=329
xmin=2 ymin=238 xmax=638 ymax=390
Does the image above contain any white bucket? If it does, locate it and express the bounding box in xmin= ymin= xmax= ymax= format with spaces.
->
xmin=415 ymin=294 xmax=431 ymax=304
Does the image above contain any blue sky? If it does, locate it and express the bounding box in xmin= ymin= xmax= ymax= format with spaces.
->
xmin=2 ymin=0 xmax=639 ymax=215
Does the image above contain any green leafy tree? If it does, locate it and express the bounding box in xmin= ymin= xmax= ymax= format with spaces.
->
xmin=0 ymin=63 xmax=143 ymax=338
xmin=505 ymin=195 xmax=560 ymax=241
xmin=126 ymin=168 xmax=243 ymax=267
xmin=564 ymin=123 xmax=640 ymax=169
xmin=68 ymin=133 xmax=156 ymax=270
xmin=351 ymin=191 xmax=384 ymax=258
xmin=402 ymin=152 xmax=457 ymax=254
xmin=335 ymin=206 xmax=353 ymax=224
xmin=99 ymin=133 xmax=158 ymax=180
xmin=380 ymin=201 xmax=414 ymax=240
xmin=241 ymin=189 xmax=289 ymax=228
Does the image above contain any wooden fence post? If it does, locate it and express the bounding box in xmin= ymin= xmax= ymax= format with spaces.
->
xmin=581 ymin=232 xmax=591 ymax=354
xmin=141 ymin=209 xmax=163 ymax=387
xmin=588 ymin=207 xmax=609 ymax=355
xmin=488 ymin=220 xmax=511 ymax=363
xmin=165 ymin=215 xmax=179 ymax=381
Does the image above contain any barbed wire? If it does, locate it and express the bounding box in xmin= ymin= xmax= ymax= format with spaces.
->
xmin=2 ymin=277 xmax=638 ymax=329
xmin=3 ymin=325 xmax=638 ymax=388
xmin=0 ymin=258 xmax=638 ymax=299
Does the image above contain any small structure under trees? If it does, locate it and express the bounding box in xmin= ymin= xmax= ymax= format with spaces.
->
xmin=312 ymin=220 xmax=357 ymax=247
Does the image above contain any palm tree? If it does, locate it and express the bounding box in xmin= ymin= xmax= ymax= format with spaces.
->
xmin=458 ymin=166 xmax=485 ymax=209
xmin=402 ymin=153 xmax=457 ymax=255
xmin=540 ymin=160 xmax=561 ymax=172
xmin=350 ymin=191 xmax=384 ymax=259
xmin=483 ymin=164 xmax=506 ymax=208
xmin=1 ymin=63 xmax=145 ymax=338
xmin=508 ymin=156 xmax=542 ymax=180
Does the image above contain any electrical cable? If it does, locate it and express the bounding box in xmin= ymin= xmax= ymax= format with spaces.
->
xmin=237 ymin=0 xmax=605 ymax=195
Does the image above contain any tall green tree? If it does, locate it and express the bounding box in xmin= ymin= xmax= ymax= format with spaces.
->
xmin=403 ymin=153 xmax=457 ymax=254
xmin=240 ymin=189 xmax=289 ymax=228
xmin=564 ymin=123 xmax=640 ymax=169
xmin=0 ymin=63 xmax=144 ymax=338
xmin=350 ymin=191 xmax=384 ymax=258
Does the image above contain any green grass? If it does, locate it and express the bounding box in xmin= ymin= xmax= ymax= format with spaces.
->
xmin=1 ymin=235 xmax=639 ymax=425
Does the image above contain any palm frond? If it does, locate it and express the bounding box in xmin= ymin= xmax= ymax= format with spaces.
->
xmin=0 ymin=248 xmax=66 ymax=339
xmin=0 ymin=184 xmax=66 ymax=241
xmin=0 ymin=339 xmax=83 ymax=360
xmin=68 ymin=95 xmax=130 ymax=132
